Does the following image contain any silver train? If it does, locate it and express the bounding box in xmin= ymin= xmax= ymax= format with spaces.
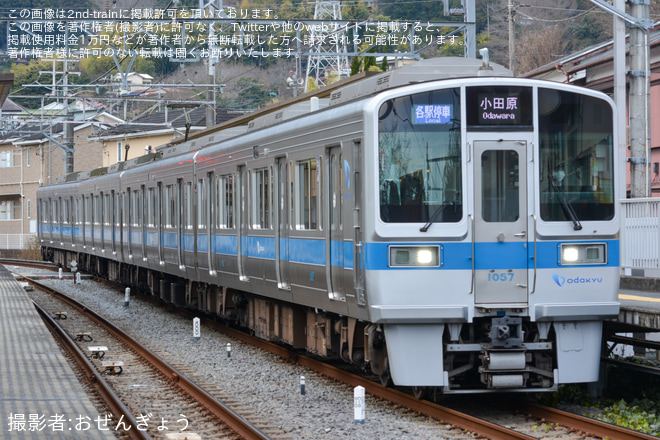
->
xmin=38 ymin=58 xmax=621 ymax=393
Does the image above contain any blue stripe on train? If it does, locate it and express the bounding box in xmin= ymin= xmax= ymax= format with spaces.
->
xmin=39 ymin=224 xmax=618 ymax=270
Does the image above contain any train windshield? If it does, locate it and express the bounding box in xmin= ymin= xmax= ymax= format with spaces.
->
xmin=378 ymin=89 xmax=462 ymax=223
xmin=538 ymin=88 xmax=615 ymax=222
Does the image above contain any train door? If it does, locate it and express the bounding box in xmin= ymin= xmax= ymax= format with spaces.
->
xmin=237 ymin=166 xmax=248 ymax=281
xmin=58 ymin=197 xmax=63 ymax=244
xmin=276 ymin=158 xmax=290 ymax=289
xmin=157 ymin=183 xmax=164 ymax=264
xmin=177 ymin=179 xmax=184 ymax=270
xmin=120 ymin=192 xmax=125 ymax=259
xmin=70 ymin=196 xmax=75 ymax=246
xmin=49 ymin=198 xmax=54 ymax=243
xmin=473 ymin=139 xmax=529 ymax=305
xmin=207 ymin=172 xmax=215 ymax=275
xmin=141 ymin=186 xmax=147 ymax=261
xmin=111 ymin=191 xmax=116 ymax=254
xmin=327 ymin=146 xmax=347 ymax=301
xmin=91 ymin=194 xmax=96 ymax=250
xmin=100 ymin=192 xmax=105 ymax=251
xmin=126 ymin=189 xmax=132 ymax=257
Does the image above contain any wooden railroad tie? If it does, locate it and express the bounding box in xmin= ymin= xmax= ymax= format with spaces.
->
xmin=75 ymin=332 xmax=93 ymax=342
xmin=102 ymin=361 xmax=124 ymax=375
xmin=87 ymin=346 xmax=108 ymax=360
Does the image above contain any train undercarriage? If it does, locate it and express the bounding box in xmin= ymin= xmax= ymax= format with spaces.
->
xmin=48 ymin=249 xmax=369 ymax=368
xmin=48 ymin=248 xmax=558 ymax=394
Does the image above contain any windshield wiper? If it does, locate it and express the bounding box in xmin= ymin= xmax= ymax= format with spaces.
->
xmin=550 ymin=181 xmax=582 ymax=231
xmin=420 ymin=203 xmax=451 ymax=232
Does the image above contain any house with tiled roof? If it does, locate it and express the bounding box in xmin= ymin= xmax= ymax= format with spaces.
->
xmin=0 ymin=115 xmax=120 ymax=249
xmin=523 ymin=23 xmax=660 ymax=195
xmin=90 ymin=107 xmax=246 ymax=167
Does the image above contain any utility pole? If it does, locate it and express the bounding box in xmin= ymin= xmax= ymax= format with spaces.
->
xmin=64 ymin=27 xmax=73 ymax=174
xmin=204 ymin=0 xmax=222 ymax=129
xmin=614 ymin=0 xmax=626 ymax=202
xmin=588 ymin=0 xmax=652 ymax=198
xmin=39 ymin=57 xmax=80 ymax=175
xmin=628 ymin=0 xmax=651 ymax=198
xmin=508 ymin=0 xmax=516 ymax=76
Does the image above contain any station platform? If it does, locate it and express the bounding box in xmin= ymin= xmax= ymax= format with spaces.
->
xmin=616 ymin=276 xmax=660 ymax=331
xmin=0 ymin=264 xmax=115 ymax=439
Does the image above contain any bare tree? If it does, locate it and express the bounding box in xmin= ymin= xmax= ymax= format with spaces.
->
xmin=516 ymin=24 xmax=570 ymax=75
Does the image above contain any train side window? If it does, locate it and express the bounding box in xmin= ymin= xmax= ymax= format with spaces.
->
xmin=317 ymin=157 xmax=323 ymax=230
xmin=62 ymin=198 xmax=69 ymax=224
xmin=227 ymin=175 xmax=234 ymax=228
xmin=197 ymin=178 xmax=207 ymax=229
xmin=297 ymin=159 xmax=318 ymax=230
xmin=103 ymin=194 xmax=110 ymax=226
xmin=51 ymin=199 xmax=58 ymax=223
xmin=289 ymin=161 xmax=295 ymax=229
xmin=132 ymin=189 xmax=141 ymax=227
xmin=126 ymin=190 xmax=131 ymax=227
xmin=94 ymin=195 xmax=101 ymax=225
xmin=252 ymin=167 xmax=270 ymax=229
xmin=185 ymin=181 xmax=193 ymax=229
xmin=214 ymin=175 xmax=222 ymax=228
xmin=114 ymin=193 xmax=120 ymax=227
xmin=85 ymin=196 xmax=92 ymax=225
xmin=75 ymin=198 xmax=81 ymax=225
xmin=175 ymin=180 xmax=182 ymax=229
xmin=110 ymin=192 xmax=115 ymax=226
xmin=140 ymin=186 xmax=146 ymax=229
xmin=147 ymin=188 xmax=155 ymax=227
xmin=217 ymin=174 xmax=234 ymax=229
xmin=164 ymin=185 xmax=173 ymax=228
xmin=133 ymin=189 xmax=144 ymax=226
xmin=157 ymin=184 xmax=162 ymax=228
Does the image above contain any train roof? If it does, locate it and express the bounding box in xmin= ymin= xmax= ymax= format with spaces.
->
xmin=52 ymin=57 xmax=512 ymax=185
xmin=327 ymin=57 xmax=512 ymax=106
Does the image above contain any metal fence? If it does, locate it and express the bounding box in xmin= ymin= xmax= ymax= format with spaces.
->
xmin=0 ymin=234 xmax=37 ymax=250
xmin=621 ymin=198 xmax=660 ymax=270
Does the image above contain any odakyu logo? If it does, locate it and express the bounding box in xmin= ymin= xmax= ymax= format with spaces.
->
xmin=552 ymin=274 xmax=603 ymax=287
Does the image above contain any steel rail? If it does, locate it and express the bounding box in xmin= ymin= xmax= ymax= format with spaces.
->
xmin=95 ymin=275 xmax=658 ymax=440
xmin=197 ymin=314 xmax=536 ymax=440
xmin=27 ymin=278 xmax=271 ymax=440
xmin=0 ymin=258 xmax=59 ymax=271
xmin=523 ymin=402 xmax=659 ymax=440
xmin=199 ymin=312 xmax=659 ymax=440
xmin=33 ymin=301 xmax=151 ymax=440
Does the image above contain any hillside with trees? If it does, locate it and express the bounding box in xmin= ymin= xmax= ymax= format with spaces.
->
xmin=1 ymin=0 xmax=659 ymax=115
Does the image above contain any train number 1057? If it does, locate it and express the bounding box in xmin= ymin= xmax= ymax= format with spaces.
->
xmin=488 ymin=272 xmax=514 ymax=282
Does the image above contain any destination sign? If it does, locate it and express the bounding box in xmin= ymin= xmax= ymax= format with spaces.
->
xmin=412 ymin=104 xmax=452 ymax=124
xmin=466 ymin=86 xmax=532 ymax=129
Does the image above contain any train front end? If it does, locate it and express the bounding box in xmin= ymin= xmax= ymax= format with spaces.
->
xmin=364 ymin=78 xmax=620 ymax=393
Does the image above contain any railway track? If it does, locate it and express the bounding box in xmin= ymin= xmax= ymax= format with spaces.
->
xmin=0 ymin=257 xmax=59 ymax=271
xmin=190 ymin=310 xmax=659 ymax=440
xmin=8 ymin=259 xmax=658 ymax=439
xmin=24 ymin=276 xmax=271 ymax=440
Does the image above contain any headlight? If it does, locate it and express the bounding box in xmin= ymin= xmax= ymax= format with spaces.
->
xmin=559 ymin=243 xmax=607 ymax=265
xmin=389 ymin=246 xmax=440 ymax=267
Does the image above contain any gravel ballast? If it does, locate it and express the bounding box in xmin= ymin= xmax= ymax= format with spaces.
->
xmin=26 ymin=273 xmax=464 ymax=439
